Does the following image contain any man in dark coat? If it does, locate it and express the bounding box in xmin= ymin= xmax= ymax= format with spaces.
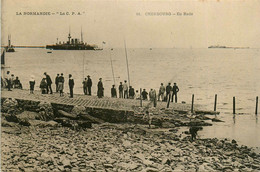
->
xmin=44 ymin=72 xmax=53 ymax=94
xmin=5 ymin=71 xmax=12 ymax=91
xmin=55 ymin=74 xmax=59 ymax=92
xmin=166 ymin=83 xmax=172 ymax=102
xmin=129 ymin=86 xmax=135 ymax=99
xmin=97 ymin=78 xmax=104 ymax=98
xmin=111 ymin=85 xmax=117 ymax=98
xmin=68 ymin=74 xmax=74 ymax=98
xmin=82 ymin=78 xmax=88 ymax=95
xmin=141 ymin=89 xmax=148 ymax=100
xmin=118 ymin=82 xmax=123 ymax=98
xmin=86 ymin=75 xmax=92 ymax=95
xmin=171 ymin=83 xmax=179 ymax=103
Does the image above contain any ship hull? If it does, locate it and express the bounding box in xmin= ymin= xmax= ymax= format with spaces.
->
xmin=46 ymin=45 xmax=95 ymax=50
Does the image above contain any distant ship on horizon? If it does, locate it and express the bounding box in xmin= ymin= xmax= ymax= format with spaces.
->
xmin=46 ymin=29 xmax=99 ymax=50
xmin=5 ymin=35 xmax=15 ymax=52
xmin=208 ymin=45 xmax=250 ymax=49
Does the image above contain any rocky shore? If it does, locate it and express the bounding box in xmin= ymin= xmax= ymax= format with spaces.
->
xmin=2 ymin=123 xmax=260 ymax=172
xmin=1 ymin=97 xmax=260 ymax=171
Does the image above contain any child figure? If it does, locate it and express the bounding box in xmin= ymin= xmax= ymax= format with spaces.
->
xmin=29 ymin=75 xmax=35 ymax=94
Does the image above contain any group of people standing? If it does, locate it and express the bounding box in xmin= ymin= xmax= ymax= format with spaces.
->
xmin=3 ymin=71 xmax=180 ymax=103
xmin=38 ymin=72 xmax=74 ymax=98
xmin=2 ymin=71 xmax=23 ymax=91
xmin=159 ymin=82 xmax=179 ymax=103
xmin=111 ymin=80 xmax=179 ymax=103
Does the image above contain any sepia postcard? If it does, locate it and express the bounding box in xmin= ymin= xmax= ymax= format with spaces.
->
xmin=1 ymin=0 xmax=260 ymax=171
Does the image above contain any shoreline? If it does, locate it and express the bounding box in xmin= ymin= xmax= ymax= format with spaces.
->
xmin=1 ymin=89 xmax=259 ymax=171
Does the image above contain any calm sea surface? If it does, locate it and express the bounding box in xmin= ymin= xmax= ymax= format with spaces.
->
xmin=4 ymin=48 xmax=260 ymax=148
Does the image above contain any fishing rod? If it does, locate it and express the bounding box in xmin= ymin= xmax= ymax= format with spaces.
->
xmin=124 ymin=39 xmax=130 ymax=86
xmin=109 ymin=49 xmax=116 ymax=85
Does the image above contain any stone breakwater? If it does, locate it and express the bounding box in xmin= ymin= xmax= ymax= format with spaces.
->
xmin=1 ymin=124 xmax=260 ymax=172
xmin=2 ymin=90 xmax=259 ymax=171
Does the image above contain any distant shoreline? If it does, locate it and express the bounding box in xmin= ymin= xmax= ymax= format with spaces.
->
xmin=1 ymin=46 xmax=45 ymax=48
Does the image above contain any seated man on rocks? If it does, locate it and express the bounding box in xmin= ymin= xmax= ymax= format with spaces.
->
xmin=13 ymin=77 xmax=23 ymax=89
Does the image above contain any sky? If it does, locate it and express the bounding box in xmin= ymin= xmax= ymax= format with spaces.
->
xmin=1 ymin=0 xmax=260 ymax=48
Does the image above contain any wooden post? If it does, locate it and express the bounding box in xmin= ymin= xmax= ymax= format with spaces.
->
xmin=140 ymin=88 xmax=142 ymax=107
xmin=191 ymin=94 xmax=194 ymax=114
xmin=233 ymin=97 xmax=236 ymax=114
xmin=167 ymin=95 xmax=170 ymax=108
xmin=256 ymin=96 xmax=258 ymax=115
xmin=214 ymin=94 xmax=217 ymax=111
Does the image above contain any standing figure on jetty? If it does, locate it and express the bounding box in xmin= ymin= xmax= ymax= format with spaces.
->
xmin=82 ymin=78 xmax=88 ymax=95
xmin=29 ymin=75 xmax=35 ymax=94
xmin=129 ymin=86 xmax=135 ymax=99
xmin=142 ymin=89 xmax=148 ymax=100
xmin=158 ymin=83 xmax=165 ymax=101
xmin=11 ymin=74 xmax=15 ymax=88
xmin=5 ymin=71 xmax=12 ymax=91
xmin=111 ymin=85 xmax=117 ymax=98
xmin=119 ymin=82 xmax=123 ymax=98
xmin=97 ymin=78 xmax=104 ymax=98
xmin=87 ymin=75 xmax=92 ymax=95
xmin=149 ymin=89 xmax=157 ymax=107
xmin=40 ymin=78 xmax=47 ymax=94
xmin=68 ymin=74 xmax=74 ymax=98
xmin=58 ymin=73 xmax=64 ymax=96
xmin=171 ymin=83 xmax=179 ymax=103
xmin=123 ymin=80 xmax=128 ymax=99
xmin=135 ymin=90 xmax=140 ymax=99
xmin=166 ymin=83 xmax=172 ymax=102
xmin=55 ymin=74 xmax=59 ymax=93
xmin=44 ymin=72 xmax=53 ymax=94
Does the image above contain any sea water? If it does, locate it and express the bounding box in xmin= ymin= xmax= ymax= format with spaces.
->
xmin=4 ymin=48 xmax=260 ymax=148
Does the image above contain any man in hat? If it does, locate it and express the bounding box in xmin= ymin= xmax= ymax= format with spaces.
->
xmin=44 ymin=72 xmax=53 ymax=94
xmin=171 ymin=83 xmax=179 ymax=103
xmin=5 ymin=71 xmax=12 ymax=91
xmin=68 ymin=74 xmax=74 ymax=98
xmin=142 ymin=89 xmax=148 ymax=100
xmin=129 ymin=86 xmax=135 ymax=99
xmin=58 ymin=73 xmax=64 ymax=96
xmin=118 ymin=82 xmax=123 ymax=98
xmin=82 ymin=78 xmax=88 ymax=95
xmin=55 ymin=74 xmax=59 ymax=93
xmin=86 ymin=75 xmax=92 ymax=95
xmin=123 ymin=80 xmax=128 ymax=99
xmin=97 ymin=78 xmax=104 ymax=98
xmin=111 ymin=85 xmax=117 ymax=98
xmin=166 ymin=83 xmax=172 ymax=102
xmin=158 ymin=83 xmax=165 ymax=101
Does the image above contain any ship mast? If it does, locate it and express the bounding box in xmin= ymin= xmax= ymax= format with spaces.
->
xmin=8 ymin=35 xmax=11 ymax=47
xmin=68 ymin=27 xmax=71 ymax=44
xmin=81 ymin=26 xmax=83 ymax=43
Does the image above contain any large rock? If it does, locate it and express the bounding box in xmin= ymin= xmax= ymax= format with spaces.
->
xmin=1 ymin=117 xmax=18 ymax=127
xmin=1 ymin=98 xmax=20 ymax=114
xmin=38 ymin=102 xmax=54 ymax=121
xmin=71 ymin=105 xmax=86 ymax=115
xmin=29 ymin=120 xmax=59 ymax=128
xmin=17 ymin=111 xmax=41 ymax=120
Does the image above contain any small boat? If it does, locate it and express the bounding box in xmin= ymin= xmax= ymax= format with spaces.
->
xmin=150 ymin=48 xmax=152 ymax=50
xmin=47 ymin=51 xmax=52 ymax=53
xmin=6 ymin=35 xmax=15 ymax=52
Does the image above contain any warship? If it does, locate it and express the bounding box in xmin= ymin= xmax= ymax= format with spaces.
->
xmin=46 ymin=29 xmax=98 ymax=50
